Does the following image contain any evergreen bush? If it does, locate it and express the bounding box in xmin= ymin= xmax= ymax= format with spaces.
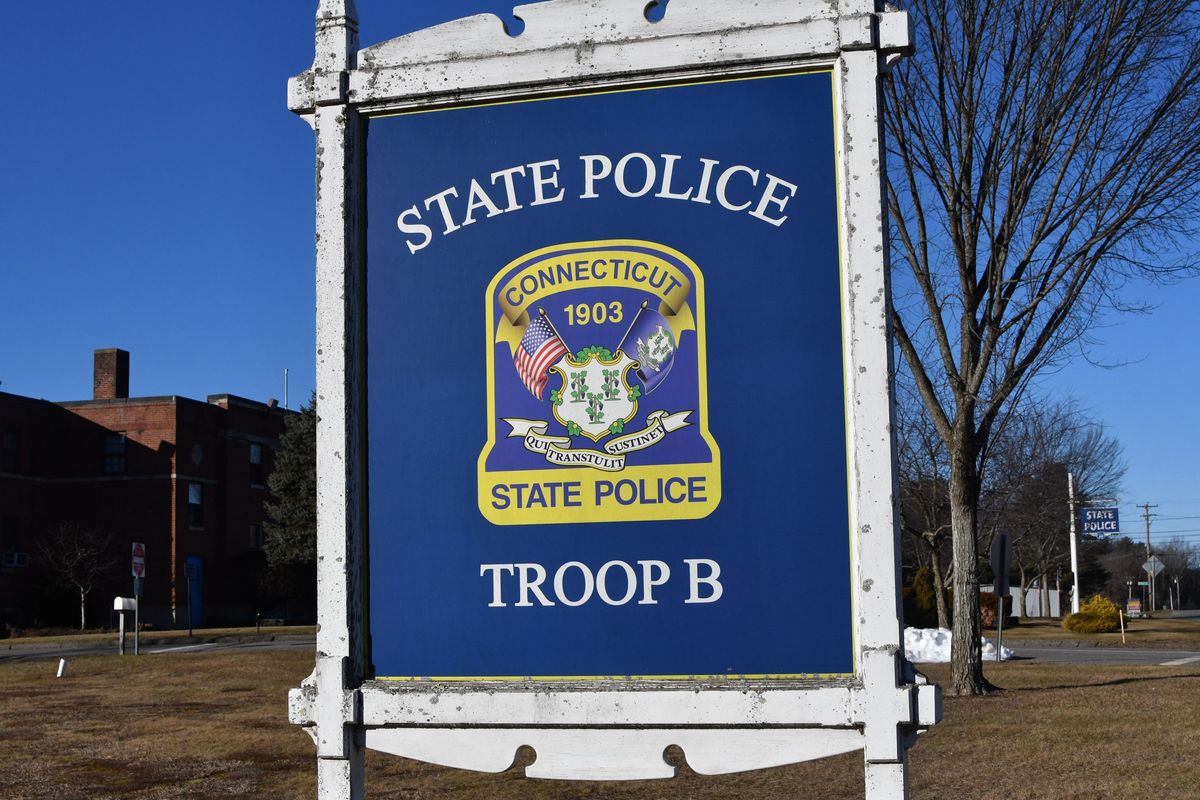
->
xmin=913 ymin=567 xmax=937 ymax=615
xmin=902 ymin=568 xmax=941 ymax=628
xmin=1063 ymin=594 xmax=1122 ymax=633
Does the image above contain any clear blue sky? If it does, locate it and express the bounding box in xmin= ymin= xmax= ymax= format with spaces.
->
xmin=1035 ymin=278 xmax=1200 ymax=550
xmin=0 ymin=1 xmax=532 ymax=408
xmin=1 ymin=1 xmax=1196 ymax=547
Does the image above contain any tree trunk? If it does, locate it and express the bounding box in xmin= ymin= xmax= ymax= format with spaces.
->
xmin=1018 ymin=566 xmax=1030 ymax=618
xmin=1041 ymin=572 xmax=1050 ymax=619
xmin=948 ymin=435 xmax=994 ymax=695
xmin=929 ymin=544 xmax=950 ymax=629
xmin=78 ymin=586 xmax=87 ymax=631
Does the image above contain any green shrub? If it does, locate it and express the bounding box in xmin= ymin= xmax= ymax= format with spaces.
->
xmin=903 ymin=568 xmax=942 ymax=628
xmin=1063 ymin=594 xmax=1122 ymax=633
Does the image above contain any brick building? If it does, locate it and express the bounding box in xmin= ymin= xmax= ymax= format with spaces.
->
xmin=0 ymin=349 xmax=292 ymax=630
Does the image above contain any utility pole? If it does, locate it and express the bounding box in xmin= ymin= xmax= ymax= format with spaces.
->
xmin=1067 ymin=472 xmax=1080 ymax=614
xmin=1141 ymin=503 xmax=1158 ymax=613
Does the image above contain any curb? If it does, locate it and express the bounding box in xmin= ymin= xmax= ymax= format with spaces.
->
xmin=997 ymin=639 xmax=1106 ymax=649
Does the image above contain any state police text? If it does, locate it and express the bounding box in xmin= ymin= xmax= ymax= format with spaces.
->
xmin=490 ymin=474 xmax=708 ymax=510
xmin=397 ymin=152 xmax=800 ymax=254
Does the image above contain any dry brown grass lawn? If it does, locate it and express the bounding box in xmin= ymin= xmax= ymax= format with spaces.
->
xmin=987 ymin=616 xmax=1200 ymax=649
xmin=2 ymin=626 xmax=316 ymax=647
xmin=1 ymin=652 xmax=1197 ymax=799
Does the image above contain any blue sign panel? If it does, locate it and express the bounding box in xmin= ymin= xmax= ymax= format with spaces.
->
xmin=366 ymin=72 xmax=851 ymax=679
xmin=1081 ymin=507 xmax=1119 ymax=536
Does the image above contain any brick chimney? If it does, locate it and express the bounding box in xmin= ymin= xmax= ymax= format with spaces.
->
xmin=93 ymin=348 xmax=130 ymax=400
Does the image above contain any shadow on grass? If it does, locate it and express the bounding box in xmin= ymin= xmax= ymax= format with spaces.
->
xmin=999 ymin=669 xmax=1200 ymax=694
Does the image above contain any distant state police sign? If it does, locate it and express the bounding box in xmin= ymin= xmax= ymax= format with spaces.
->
xmin=367 ymin=73 xmax=851 ymax=679
xmin=1081 ymin=507 xmax=1120 ymax=536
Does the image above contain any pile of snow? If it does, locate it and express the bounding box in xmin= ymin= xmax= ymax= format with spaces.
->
xmin=904 ymin=627 xmax=1013 ymax=663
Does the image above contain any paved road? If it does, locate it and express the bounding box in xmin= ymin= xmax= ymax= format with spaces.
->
xmin=1007 ymin=645 xmax=1200 ymax=665
xmin=0 ymin=635 xmax=315 ymax=663
xmin=1170 ymin=609 xmax=1200 ymax=620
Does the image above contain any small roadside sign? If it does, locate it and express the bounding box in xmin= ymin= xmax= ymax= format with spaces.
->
xmin=131 ymin=542 xmax=146 ymax=578
xmin=1127 ymin=599 xmax=1143 ymax=617
xmin=990 ymin=533 xmax=1011 ymax=596
xmin=1137 ymin=580 xmax=1149 ymax=586
xmin=1143 ymin=556 xmax=1164 ymax=577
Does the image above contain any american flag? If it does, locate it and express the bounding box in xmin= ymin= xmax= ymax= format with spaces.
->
xmin=514 ymin=315 xmax=568 ymax=399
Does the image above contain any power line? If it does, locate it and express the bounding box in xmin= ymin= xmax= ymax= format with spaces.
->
xmin=1099 ymin=532 xmax=1200 ymax=537
xmin=1090 ymin=532 xmax=1200 ymax=539
xmin=1109 ymin=528 xmax=1200 ymax=535
xmin=1129 ymin=532 xmax=1200 ymax=539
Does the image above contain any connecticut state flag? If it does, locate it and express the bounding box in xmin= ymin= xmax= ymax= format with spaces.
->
xmin=618 ymin=305 xmax=677 ymax=394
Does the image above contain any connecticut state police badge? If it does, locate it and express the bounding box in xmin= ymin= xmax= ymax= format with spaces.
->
xmin=478 ymin=239 xmax=721 ymax=525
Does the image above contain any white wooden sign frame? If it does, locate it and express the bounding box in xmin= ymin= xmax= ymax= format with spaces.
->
xmin=286 ymin=2 xmax=939 ymax=798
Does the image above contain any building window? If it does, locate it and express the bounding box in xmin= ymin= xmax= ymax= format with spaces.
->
xmin=104 ymin=432 xmax=126 ymax=474
xmin=1 ymin=516 xmax=27 ymax=568
xmin=188 ymin=483 xmax=204 ymax=528
xmin=250 ymin=523 xmax=265 ymax=550
xmin=249 ymin=442 xmax=264 ymax=486
xmin=2 ymin=427 xmax=18 ymax=473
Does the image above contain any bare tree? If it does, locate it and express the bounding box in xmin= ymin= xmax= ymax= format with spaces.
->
xmin=35 ymin=522 xmax=120 ymax=630
xmin=1101 ymin=536 xmax=1198 ymax=609
xmin=983 ymin=400 xmax=1125 ymax=616
xmin=896 ymin=379 xmax=953 ymax=628
xmin=898 ymin=390 xmax=1125 ymax=624
xmin=885 ymin=0 xmax=1200 ymax=694
xmin=1100 ymin=536 xmax=1149 ymax=603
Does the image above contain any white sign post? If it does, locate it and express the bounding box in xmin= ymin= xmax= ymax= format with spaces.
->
xmin=1144 ymin=556 xmax=1165 ymax=613
xmin=287 ymin=3 xmax=939 ymax=799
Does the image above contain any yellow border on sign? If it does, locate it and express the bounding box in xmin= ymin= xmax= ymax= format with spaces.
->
xmin=376 ymin=672 xmax=854 ymax=682
xmin=831 ymin=62 xmax=858 ymax=679
xmin=369 ymin=65 xmax=838 ymax=120
xmin=372 ymin=68 xmax=857 ymax=682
